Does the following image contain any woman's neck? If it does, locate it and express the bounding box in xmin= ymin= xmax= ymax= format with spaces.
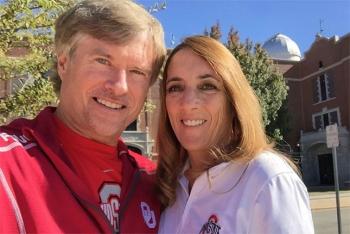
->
xmin=184 ymin=150 xmax=210 ymax=192
xmin=184 ymin=167 xmax=203 ymax=193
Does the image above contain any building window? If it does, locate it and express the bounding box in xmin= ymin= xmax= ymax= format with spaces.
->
xmin=313 ymin=108 xmax=340 ymax=130
xmin=319 ymin=74 xmax=328 ymax=101
xmin=319 ymin=61 xmax=323 ymax=68
xmin=313 ymin=73 xmax=335 ymax=103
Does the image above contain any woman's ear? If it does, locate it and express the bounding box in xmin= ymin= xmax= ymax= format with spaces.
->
xmin=232 ymin=112 xmax=242 ymax=144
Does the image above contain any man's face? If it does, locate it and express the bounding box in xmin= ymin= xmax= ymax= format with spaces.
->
xmin=56 ymin=33 xmax=154 ymax=146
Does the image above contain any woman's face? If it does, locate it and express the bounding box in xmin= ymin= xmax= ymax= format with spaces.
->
xmin=165 ymin=48 xmax=231 ymax=157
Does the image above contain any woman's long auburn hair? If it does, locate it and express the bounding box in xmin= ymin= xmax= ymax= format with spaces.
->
xmin=156 ymin=35 xmax=272 ymax=208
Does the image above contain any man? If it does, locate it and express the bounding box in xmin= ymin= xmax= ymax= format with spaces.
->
xmin=0 ymin=0 xmax=166 ymax=233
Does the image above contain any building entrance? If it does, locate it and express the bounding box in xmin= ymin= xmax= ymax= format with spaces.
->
xmin=318 ymin=153 xmax=334 ymax=185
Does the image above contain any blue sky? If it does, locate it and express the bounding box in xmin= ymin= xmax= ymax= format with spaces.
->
xmin=1 ymin=0 xmax=348 ymax=55
xmin=137 ymin=0 xmax=350 ymax=55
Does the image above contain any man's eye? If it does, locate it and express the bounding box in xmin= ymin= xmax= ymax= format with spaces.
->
xmin=167 ymin=85 xmax=182 ymax=93
xmin=96 ymin=58 xmax=110 ymax=65
xmin=200 ymin=83 xmax=217 ymax=90
xmin=130 ymin=69 xmax=146 ymax=76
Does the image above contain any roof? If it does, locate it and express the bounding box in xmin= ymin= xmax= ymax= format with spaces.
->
xmin=262 ymin=33 xmax=302 ymax=62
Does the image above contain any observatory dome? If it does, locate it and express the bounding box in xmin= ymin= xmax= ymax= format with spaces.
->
xmin=262 ymin=33 xmax=301 ymax=61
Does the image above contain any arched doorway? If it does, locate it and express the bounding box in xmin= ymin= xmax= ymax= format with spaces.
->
xmin=304 ymin=142 xmax=332 ymax=186
xmin=318 ymin=153 xmax=334 ymax=185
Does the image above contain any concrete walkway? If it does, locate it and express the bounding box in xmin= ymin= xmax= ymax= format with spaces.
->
xmin=309 ymin=190 xmax=350 ymax=210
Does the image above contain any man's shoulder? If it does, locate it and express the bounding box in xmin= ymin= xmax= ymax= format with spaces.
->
xmin=0 ymin=125 xmax=38 ymax=175
xmin=0 ymin=106 xmax=56 ymax=143
xmin=0 ymin=119 xmax=31 ymax=146
xmin=1 ymin=117 xmax=31 ymax=132
xmin=0 ymin=122 xmax=38 ymax=158
xmin=127 ymin=150 xmax=156 ymax=174
xmin=0 ymin=110 xmax=49 ymax=157
xmin=0 ymin=107 xmax=53 ymax=134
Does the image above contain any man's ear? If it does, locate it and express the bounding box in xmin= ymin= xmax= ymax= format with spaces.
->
xmin=57 ymin=53 xmax=69 ymax=80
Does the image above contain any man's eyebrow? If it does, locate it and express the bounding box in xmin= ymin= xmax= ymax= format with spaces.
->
xmin=89 ymin=48 xmax=112 ymax=58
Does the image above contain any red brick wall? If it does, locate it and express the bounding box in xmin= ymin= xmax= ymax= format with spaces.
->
xmin=283 ymin=34 xmax=350 ymax=148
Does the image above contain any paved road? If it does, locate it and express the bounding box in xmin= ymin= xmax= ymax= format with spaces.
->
xmin=312 ymin=207 xmax=350 ymax=234
xmin=310 ymin=191 xmax=350 ymax=210
xmin=310 ymin=191 xmax=350 ymax=234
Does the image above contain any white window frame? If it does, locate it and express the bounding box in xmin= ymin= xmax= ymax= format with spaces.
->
xmin=312 ymin=107 xmax=341 ymax=130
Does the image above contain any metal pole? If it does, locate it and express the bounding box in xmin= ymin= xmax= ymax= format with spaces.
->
xmin=332 ymin=146 xmax=342 ymax=234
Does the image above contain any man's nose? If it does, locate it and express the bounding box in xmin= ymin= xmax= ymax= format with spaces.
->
xmin=105 ymin=70 xmax=128 ymax=95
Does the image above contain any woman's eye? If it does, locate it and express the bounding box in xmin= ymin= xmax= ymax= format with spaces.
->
xmin=200 ymin=83 xmax=217 ymax=90
xmin=95 ymin=58 xmax=110 ymax=65
xmin=167 ymin=85 xmax=182 ymax=93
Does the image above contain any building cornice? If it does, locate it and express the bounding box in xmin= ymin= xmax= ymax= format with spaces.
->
xmin=285 ymin=55 xmax=350 ymax=82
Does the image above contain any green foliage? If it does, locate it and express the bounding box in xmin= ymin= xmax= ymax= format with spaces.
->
xmin=142 ymin=99 xmax=156 ymax=113
xmin=206 ymin=25 xmax=288 ymax=141
xmin=0 ymin=78 xmax=57 ymax=123
xmin=204 ymin=21 xmax=221 ymax=40
xmin=0 ymin=0 xmax=70 ymax=124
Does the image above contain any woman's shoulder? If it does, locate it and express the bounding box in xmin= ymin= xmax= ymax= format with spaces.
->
xmin=246 ymin=150 xmax=298 ymax=183
xmin=240 ymin=151 xmax=307 ymax=202
xmin=243 ymin=152 xmax=313 ymax=234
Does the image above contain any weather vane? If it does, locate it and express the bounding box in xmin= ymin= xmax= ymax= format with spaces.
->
xmin=319 ymin=19 xmax=324 ymax=35
xmin=171 ymin=33 xmax=175 ymax=47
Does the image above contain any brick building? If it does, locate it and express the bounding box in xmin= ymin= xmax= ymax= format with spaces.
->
xmin=264 ymin=33 xmax=350 ymax=188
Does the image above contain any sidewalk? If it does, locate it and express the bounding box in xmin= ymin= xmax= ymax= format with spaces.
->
xmin=309 ymin=190 xmax=350 ymax=210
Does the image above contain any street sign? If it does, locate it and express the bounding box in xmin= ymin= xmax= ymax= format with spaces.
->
xmin=326 ymin=124 xmax=339 ymax=148
xmin=326 ymin=124 xmax=342 ymax=234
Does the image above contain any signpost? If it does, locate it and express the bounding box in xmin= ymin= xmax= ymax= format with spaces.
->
xmin=326 ymin=124 xmax=342 ymax=234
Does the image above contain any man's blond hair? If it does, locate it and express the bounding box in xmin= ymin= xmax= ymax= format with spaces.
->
xmin=53 ymin=0 xmax=166 ymax=90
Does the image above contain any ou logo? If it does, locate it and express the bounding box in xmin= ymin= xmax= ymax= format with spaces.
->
xmin=99 ymin=183 xmax=121 ymax=231
xmin=140 ymin=201 xmax=156 ymax=229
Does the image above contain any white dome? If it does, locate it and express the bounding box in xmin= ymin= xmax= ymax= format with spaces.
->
xmin=262 ymin=33 xmax=301 ymax=61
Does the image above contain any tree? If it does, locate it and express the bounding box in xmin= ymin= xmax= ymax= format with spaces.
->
xmin=204 ymin=21 xmax=221 ymax=40
xmin=205 ymin=25 xmax=288 ymax=141
xmin=0 ymin=0 xmax=71 ymax=124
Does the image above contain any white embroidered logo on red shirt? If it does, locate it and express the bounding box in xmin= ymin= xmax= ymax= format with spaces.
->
xmin=140 ymin=201 xmax=156 ymax=228
xmin=99 ymin=183 xmax=121 ymax=232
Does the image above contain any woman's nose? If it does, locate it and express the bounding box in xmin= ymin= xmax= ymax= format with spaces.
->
xmin=180 ymin=88 xmax=200 ymax=109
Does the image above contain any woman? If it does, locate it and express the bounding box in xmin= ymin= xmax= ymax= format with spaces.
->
xmin=156 ymin=35 xmax=314 ymax=234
